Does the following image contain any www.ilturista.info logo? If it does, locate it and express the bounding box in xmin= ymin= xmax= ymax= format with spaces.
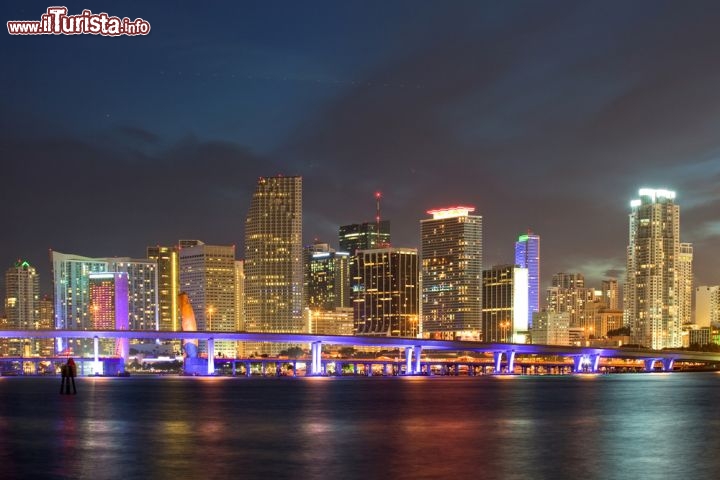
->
xmin=7 ymin=7 xmax=150 ymax=36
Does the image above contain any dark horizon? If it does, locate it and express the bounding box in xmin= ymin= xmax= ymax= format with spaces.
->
xmin=3 ymin=1 xmax=720 ymax=304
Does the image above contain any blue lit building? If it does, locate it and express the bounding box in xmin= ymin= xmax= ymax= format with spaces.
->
xmin=514 ymin=232 xmax=540 ymax=329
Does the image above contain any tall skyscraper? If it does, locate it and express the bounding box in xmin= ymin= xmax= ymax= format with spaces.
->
xmin=421 ymin=206 xmax=482 ymax=340
xmin=678 ymin=243 xmax=694 ymax=325
xmin=601 ymin=279 xmax=619 ymax=310
xmin=110 ymin=258 xmax=158 ymax=331
xmin=339 ymin=220 xmax=391 ymax=255
xmin=244 ymin=176 xmax=303 ymax=336
xmin=147 ymin=246 xmax=179 ymax=331
xmin=304 ymin=242 xmax=350 ymax=310
xmin=482 ymin=265 xmax=529 ymax=343
xmin=353 ymin=247 xmax=419 ymax=337
xmin=514 ymin=232 xmax=540 ymax=329
xmin=179 ymin=240 xmax=236 ymax=357
xmin=625 ymin=188 xmax=683 ymax=349
xmin=546 ymin=273 xmax=594 ymax=328
xmin=89 ymin=272 xmax=129 ymax=330
xmin=5 ymin=260 xmax=39 ymax=330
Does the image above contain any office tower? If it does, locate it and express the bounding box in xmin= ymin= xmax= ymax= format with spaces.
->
xmin=625 ymin=188 xmax=683 ymax=349
xmin=5 ymin=260 xmax=39 ymax=329
xmin=37 ymin=295 xmax=54 ymax=356
xmin=546 ymin=273 xmax=593 ymax=329
xmin=421 ymin=206 xmax=482 ymax=340
xmin=110 ymin=258 xmax=158 ymax=331
xmin=515 ymin=232 xmax=540 ymax=329
xmin=353 ymin=247 xmax=419 ymax=337
xmin=531 ymin=311 xmax=570 ymax=346
xmin=678 ymin=243 xmax=693 ymax=325
xmin=244 ymin=176 xmax=303 ymax=337
xmin=482 ymin=265 xmax=529 ymax=343
xmin=235 ymin=260 xmax=245 ymax=358
xmin=304 ymin=307 xmax=354 ymax=335
xmin=601 ymin=279 xmax=619 ymax=310
xmin=147 ymin=246 xmax=179 ymax=331
xmin=52 ymin=251 xmax=110 ymax=355
xmin=339 ymin=221 xmax=391 ymax=255
xmin=304 ymin=242 xmax=350 ymax=310
xmin=179 ymin=241 xmax=236 ymax=357
xmin=4 ymin=260 xmax=40 ymax=356
xmin=695 ymin=286 xmax=719 ymax=328
xmin=88 ymin=272 xmax=129 ymax=357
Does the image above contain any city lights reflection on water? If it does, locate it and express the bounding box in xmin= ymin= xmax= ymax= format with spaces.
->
xmin=0 ymin=374 xmax=719 ymax=479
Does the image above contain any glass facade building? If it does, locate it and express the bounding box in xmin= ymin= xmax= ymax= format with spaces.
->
xmin=514 ymin=232 xmax=540 ymax=329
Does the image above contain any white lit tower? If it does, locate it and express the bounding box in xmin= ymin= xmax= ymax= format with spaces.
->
xmin=625 ymin=188 xmax=683 ymax=349
xmin=514 ymin=232 xmax=540 ymax=329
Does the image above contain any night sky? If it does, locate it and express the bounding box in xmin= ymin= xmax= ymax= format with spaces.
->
xmin=3 ymin=1 xmax=720 ymax=299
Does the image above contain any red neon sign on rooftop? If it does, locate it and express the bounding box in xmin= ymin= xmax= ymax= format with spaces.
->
xmin=426 ymin=206 xmax=476 ymax=219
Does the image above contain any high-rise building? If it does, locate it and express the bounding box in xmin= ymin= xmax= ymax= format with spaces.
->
xmin=695 ymin=286 xmax=720 ymax=328
xmin=546 ymin=273 xmax=594 ymax=329
xmin=89 ymin=272 xmax=129 ymax=330
xmin=244 ymin=176 xmax=303 ymax=338
xmin=678 ymin=243 xmax=693 ymax=325
xmin=531 ymin=311 xmax=570 ymax=346
xmin=304 ymin=242 xmax=350 ymax=310
xmin=601 ymin=279 xmax=619 ymax=310
xmin=339 ymin=221 xmax=391 ymax=256
xmin=235 ymin=260 xmax=245 ymax=358
xmin=514 ymin=232 xmax=540 ymax=329
xmin=305 ymin=307 xmax=354 ymax=336
xmin=421 ymin=206 xmax=482 ymax=340
xmin=482 ymin=265 xmax=529 ymax=343
xmin=110 ymin=258 xmax=158 ymax=331
xmin=37 ymin=295 xmax=54 ymax=356
xmin=147 ymin=246 xmax=179 ymax=332
xmin=353 ymin=247 xmax=419 ymax=337
xmin=179 ymin=241 xmax=236 ymax=357
xmin=625 ymin=188 xmax=683 ymax=349
xmin=5 ymin=260 xmax=39 ymax=330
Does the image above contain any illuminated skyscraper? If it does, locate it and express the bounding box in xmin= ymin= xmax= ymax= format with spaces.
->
xmin=678 ymin=243 xmax=693 ymax=325
xmin=601 ymin=279 xmax=619 ymax=310
xmin=147 ymin=246 xmax=179 ymax=331
xmin=421 ymin=206 xmax=482 ymax=340
xmin=514 ymin=232 xmax=540 ymax=329
xmin=339 ymin=221 xmax=391 ymax=255
xmin=304 ymin=242 xmax=350 ymax=310
xmin=353 ymin=247 xmax=419 ymax=337
xmin=546 ymin=273 xmax=593 ymax=328
xmin=89 ymin=272 xmax=129 ymax=356
xmin=110 ymin=258 xmax=158 ymax=331
xmin=179 ymin=240 xmax=236 ymax=357
xmin=244 ymin=176 xmax=303 ymax=337
xmin=5 ymin=260 xmax=39 ymax=330
xmin=482 ymin=265 xmax=529 ymax=343
xmin=625 ymin=188 xmax=683 ymax=349
xmin=695 ymin=286 xmax=720 ymax=327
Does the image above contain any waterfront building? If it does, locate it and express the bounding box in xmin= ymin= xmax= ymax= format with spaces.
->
xmin=421 ymin=206 xmax=482 ymax=340
xmin=546 ymin=273 xmax=593 ymax=328
xmin=304 ymin=307 xmax=354 ymax=335
xmin=353 ymin=247 xmax=419 ymax=337
xmin=304 ymin=242 xmax=350 ymax=310
xmin=4 ymin=260 xmax=40 ymax=356
xmin=244 ymin=176 xmax=303 ymax=354
xmin=339 ymin=221 xmax=391 ymax=255
xmin=482 ymin=265 xmax=529 ymax=343
xmin=601 ymin=279 xmax=619 ymax=310
xmin=147 ymin=246 xmax=179 ymax=332
xmin=678 ymin=243 xmax=694 ymax=325
xmin=531 ymin=311 xmax=570 ymax=346
xmin=109 ymin=258 xmax=158 ymax=331
xmin=514 ymin=232 xmax=540 ymax=329
xmin=235 ymin=260 xmax=245 ymax=357
xmin=89 ymin=272 xmax=129 ymax=356
xmin=179 ymin=240 xmax=236 ymax=357
xmin=695 ymin=286 xmax=720 ymax=328
xmin=624 ymin=188 xmax=684 ymax=349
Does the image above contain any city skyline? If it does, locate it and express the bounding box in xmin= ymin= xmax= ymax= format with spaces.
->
xmin=3 ymin=1 xmax=720 ymax=298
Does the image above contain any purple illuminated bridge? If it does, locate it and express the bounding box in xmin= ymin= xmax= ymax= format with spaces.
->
xmin=2 ymin=329 xmax=719 ymax=376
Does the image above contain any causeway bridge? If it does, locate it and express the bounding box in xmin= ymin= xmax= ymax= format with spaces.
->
xmin=1 ymin=329 xmax=719 ymax=376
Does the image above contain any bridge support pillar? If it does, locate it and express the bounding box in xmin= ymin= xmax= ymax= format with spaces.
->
xmin=493 ymin=351 xmax=504 ymax=374
xmin=573 ymin=356 xmax=583 ymax=372
xmin=663 ymin=358 xmax=675 ymax=372
xmin=207 ymin=338 xmax=215 ymax=375
xmin=405 ymin=347 xmax=413 ymax=374
xmin=506 ymin=350 xmax=516 ymax=374
xmin=92 ymin=336 xmax=102 ymax=375
xmin=590 ymin=354 xmax=601 ymax=372
xmin=311 ymin=342 xmax=322 ymax=375
xmin=245 ymin=361 xmax=251 ymax=377
xmin=414 ymin=346 xmax=423 ymax=375
xmin=644 ymin=359 xmax=658 ymax=372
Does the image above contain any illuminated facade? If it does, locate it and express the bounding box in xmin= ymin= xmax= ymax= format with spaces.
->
xmin=304 ymin=242 xmax=350 ymax=310
xmin=482 ymin=265 xmax=529 ymax=343
xmin=5 ymin=260 xmax=39 ymax=330
xmin=304 ymin=307 xmax=354 ymax=335
xmin=179 ymin=241 xmax=237 ymax=357
xmin=531 ymin=311 xmax=570 ymax=346
xmin=695 ymin=286 xmax=719 ymax=328
xmin=421 ymin=206 xmax=482 ymax=339
xmin=339 ymin=220 xmax=390 ymax=255
xmin=601 ymin=279 xmax=619 ymax=310
xmin=147 ymin=245 xmax=179 ymax=331
xmin=353 ymin=247 xmax=419 ymax=337
xmin=546 ymin=273 xmax=593 ymax=328
xmin=244 ymin=176 xmax=304 ymax=337
xmin=514 ymin=232 xmax=540 ymax=329
xmin=110 ymin=258 xmax=158 ymax=331
xmin=235 ymin=260 xmax=245 ymax=357
xmin=678 ymin=243 xmax=694 ymax=325
xmin=89 ymin=272 xmax=129 ymax=356
xmin=625 ymin=188 xmax=683 ymax=349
